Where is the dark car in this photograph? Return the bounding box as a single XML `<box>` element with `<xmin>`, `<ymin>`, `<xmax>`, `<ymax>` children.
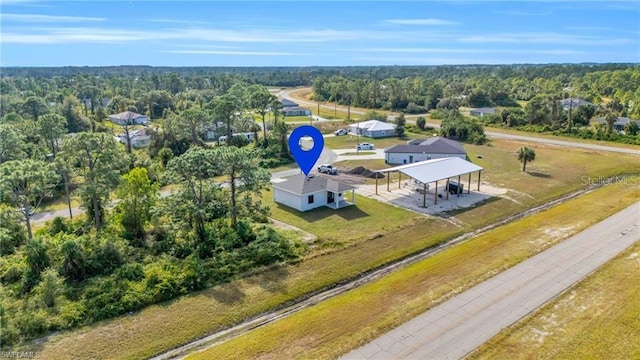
<box><xmin>446</xmin><ymin>181</ymin><xmax>464</xmax><ymax>194</ymax></box>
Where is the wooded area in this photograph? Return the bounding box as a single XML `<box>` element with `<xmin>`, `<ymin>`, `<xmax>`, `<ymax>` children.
<box><xmin>1</xmin><ymin>63</ymin><xmax>639</xmax><ymax>347</ymax></box>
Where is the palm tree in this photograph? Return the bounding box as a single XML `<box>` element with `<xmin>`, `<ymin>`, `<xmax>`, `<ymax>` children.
<box><xmin>517</xmin><ymin>147</ymin><xmax>536</xmax><ymax>172</ymax></box>
<box><xmin>604</xmin><ymin>112</ymin><xmax>617</xmax><ymax>134</ymax></box>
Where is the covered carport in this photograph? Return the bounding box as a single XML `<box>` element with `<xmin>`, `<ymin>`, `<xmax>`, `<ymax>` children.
<box><xmin>374</xmin><ymin>157</ymin><xmax>484</xmax><ymax>207</ymax></box>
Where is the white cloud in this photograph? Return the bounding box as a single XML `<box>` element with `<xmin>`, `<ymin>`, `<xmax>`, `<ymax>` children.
<box><xmin>384</xmin><ymin>18</ymin><xmax>459</xmax><ymax>26</ymax></box>
<box><xmin>147</xmin><ymin>18</ymin><xmax>212</xmax><ymax>25</ymax></box>
<box><xmin>458</xmin><ymin>32</ymin><xmax>635</xmax><ymax>46</ymax></box>
<box><xmin>357</xmin><ymin>48</ymin><xmax>585</xmax><ymax>56</ymax></box>
<box><xmin>0</xmin><ymin>13</ymin><xmax>105</xmax><ymax>22</ymax></box>
<box><xmin>0</xmin><ymin>26</ymin><xmax>396</xmax><ymax>45</ymax></box>
<box><xmin>162</xmin><ymin>50</ymin><xmax>305</xmax><ymax>56</ymax></box>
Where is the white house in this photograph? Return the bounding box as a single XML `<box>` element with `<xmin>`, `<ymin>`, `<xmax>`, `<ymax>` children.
<box><xmin>280</xmin><ymin>98</ymin><xmax>299</xmax><ymax>108</ymax></box>
<box><xmin>219</xmin><ymin>132</ymin><xmax>256</xmax><ymax>142</ymax></box>
<box><xmin>283</xmin><ymin>106</ymin><xmax>312</xmax><ymax>116</ymax></box>
<box><xmin>469</xmin><ymin>107</ymin><xmax>496</xmax><ymax>117</ymax></box>
<box><xmin>272</xmin><ymin>174</ymin><xmax>355</xmax><ymax>212</ymax></box>
<box><xmin>118</xmin><ymin>128</ymin><xmax>151</xmax><ymax>148</ymax></box>
<box><xmin>384</xmin><ymin>136</ymin><xmax>467</xmax><ymax>165</ymax></box>
<box><xmin>109</xmin><ymin>111</ymin><xmax>149</xmax><ymax>126</ymax></box>
<box><xmin>593</xmin><ymin>116</ymin><xmax>640</xmax><ymax>132</ymax></box>
<box><xmin>559</xmin><ymin>98</ymin><xmax>593</xmax><ymax>110</ymax></box>
<box><xmin>348</xmin><ymin>120</ymin><xmax>396</xmax><ymax>138</ymax></box>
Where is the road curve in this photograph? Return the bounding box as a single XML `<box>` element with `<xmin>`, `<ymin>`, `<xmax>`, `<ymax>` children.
<box><xmin>280</xmin><ymin>89</ymin><xmax>640</xmax><ymax>157</ymax></box>
<box><xmin>341</xmin><ymin>201</ymin><xmax>640</xmax><ymax>360</ymax></box>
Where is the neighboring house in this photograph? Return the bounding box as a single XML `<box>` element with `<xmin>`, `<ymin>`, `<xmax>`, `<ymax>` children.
<box><xmin>272</xmin><ymin>174</ymin><xmax>356</xmax><ymax>212</ymax></box>
<box><xmin>118</xmin><ymin>128</ymin><xmax>151</xmax><ymax>148</ymax></box>
<box><xmin>283</xmin><ymin>106</ymin><xmax>312</xmax><ymax>116</ymax></box>
<box><xmin>83</xmin><ymin>97</ymin><xmax>111</xmax><ymax>109</ymax></box>
<box><xmin>384</xmin><ymin>136</ymin><xmax>467</xmax><ymax>165</ymax></box>
<box><xmin>559</xmin><ymin>98</ymin><xmax>593</xmax><ymax>110</ymax></box>
<box><xmin>280</xmin><ymin>98</ymin><xmax>299</xmax><ymax>108</ymax></box>
<box><xmin>206</xmin><ymin>121</ymin><xmax>233</xmax><ymax>141</ymax></box>
<box><xmin>109</xmin><ymin>111</ymin><xmax>149</xmax><ymax>126</ymax></box>
<box><xmin>348</xmin><ymin>120</ymin><xmax>396</xmax><ymax>138</ymax></box>
<box><xmin>469</xmin><ymin>107</ymin><xmax>496</xmax><ymax>117</ymax></box>
<box><xmin>593</xmin><ymin>116</ymin><xmax>640</xmax><ymax>132</ymax></box>
<box><xmin>219</xmin><ymin>132</ymin><xmax>256</xmax><ymax>142</ymax></box>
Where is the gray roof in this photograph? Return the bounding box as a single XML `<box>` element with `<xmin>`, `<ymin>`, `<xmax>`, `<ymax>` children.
<box><xmin>470</xmin><ymin>107</ymin><xmax>496</xmax><ymax>114</ymax></box>
<box><xmin>280</xmin><ymin>98</ymin><xmax>299</xmax><ymax>107</ymax></box>
<box><xmin>559</xmin><ymin>98</ymin><xmax>593</xmax><ymax>109</ymax></box>
<box><xmin>272</xmin><ymin>174</ymin><xmax>354</xmax><ymax>195</ymax></box>
<box><xmin>109</xmin><ymin>111</ymin><xmax>147</xmax><ymax>121</ymax></box>
<box><xmin>386</xmin><ymin>137</ymin><xmax>466</xmax><ymax>154</ymax></box>
<box><xmin>594</xmin><ymin>117</ymin><xmax>640</xmax><ymax>125</ymax></box>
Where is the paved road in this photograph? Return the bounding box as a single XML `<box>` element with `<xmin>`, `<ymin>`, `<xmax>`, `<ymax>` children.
<box><xmin>281</xmin><ymin>89</ymin><xmax>640</xmax><ymax>157</ymax></box>
<box><xmin>341</xmin><ymin>201</ymin><xmax>640</xmax><ymax>360</ymax></box>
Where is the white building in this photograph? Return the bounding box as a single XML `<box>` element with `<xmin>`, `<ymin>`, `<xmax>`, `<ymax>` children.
<box><xmin>384</xmin><ymin>136</ymin><xmax>467</xmax><ymax>165</ymax></box>
<box><xmin>272</xmin><ymin>174</ymin><xmax>355</xmax><ymax>212</ymax></box>
<box><xmin>118</xmin><ymin>128</ymin><xmax>151</xmax><ymax>148</ymax></box>
<box><xmin>348</xmin><ymin>120</ymin><xmax>396</xmax><ymax>138</ymax></box>
<box><xmin>109</xmin><ymin>111</ymin><xmax>149</xmax><ymax>126</ymax></box>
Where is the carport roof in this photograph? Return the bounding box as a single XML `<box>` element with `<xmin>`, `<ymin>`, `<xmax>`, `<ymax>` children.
<box><xmin>376</xmin><ymin>157</ymin><xmax>483</xmax><ymax>184</ymax></box>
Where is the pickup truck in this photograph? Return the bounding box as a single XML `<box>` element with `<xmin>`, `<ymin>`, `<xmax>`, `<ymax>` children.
<box><xmin>317</xmin><ymin>164</ymin><xmax>338</xmax><ymax>175</ymax></box>
<box><xmin>356</xmin><ymin>142</ymin><xmax>375</xmax><ymax>150</ymax></box>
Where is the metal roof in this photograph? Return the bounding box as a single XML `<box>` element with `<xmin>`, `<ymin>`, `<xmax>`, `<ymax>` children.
<box><xmin>349</xmin><ymin>120</ymin><xmax>396</xmax><ymax>132</ymax></box>
<box><xmin>272</xmin><ymin>174</ymin><xmax>354</xmax><ymax>195</ymax></box>
<box><xmin>386</xmin><ymin>137</ymin><xmax>466</xmax><ymax>154</ymax></box>
<box><xmin>376</xmin><ymin>157</ymin><xmax>483</xmax><ymax>184</ymax></box>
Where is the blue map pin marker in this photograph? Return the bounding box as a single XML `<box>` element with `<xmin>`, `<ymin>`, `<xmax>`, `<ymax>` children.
<box><xmin>288</xmin><ymin>125</ymin><xmax>324</xmax><ymax>176</ymax></box>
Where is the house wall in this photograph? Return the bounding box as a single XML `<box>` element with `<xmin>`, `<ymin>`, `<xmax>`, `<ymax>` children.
<box><xmin>367</xmin><ymin>130</ymin><xmax>394</xmax><ymax>138</ymax></box>
<box><xmin>132</xmin><ymin>139</ymin><xmax>151</xmax><ymax>148</ymax></box>
<box><xmin>300</xmin><ymin>190</ymin><xmax>328</xmax><ymax>212</ymax></box>
<box><xmin>273</xmin><ymin>188</ymin><xmax>303</xmax><ymax>211</ymax></box>
<box><xmin>385</xmin><ymin>152</ymin><xmax>467</xmax><ymax>165</ymax></box>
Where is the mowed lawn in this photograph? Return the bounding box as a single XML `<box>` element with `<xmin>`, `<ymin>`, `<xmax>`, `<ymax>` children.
<box><xmin>188</xmin><ymin>179</ymin><xmax>640</xmax><ymax>360</ymax></box>
<box><xmin>469</xmin><ymin>241</ymin><xmax>640</xmax><ymax>360</ymax></box>
<box><xmin>12</xmin><ymin>140</ymin><xmax>640</xmax><ymax>360</ymax></box>
<box><xmin>264</xmin><ymin>190</ymin><xmax>423</xmax><ymax>247</ymax></box>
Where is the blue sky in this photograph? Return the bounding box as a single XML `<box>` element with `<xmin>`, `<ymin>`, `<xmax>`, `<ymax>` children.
<box><xmin>1</xmin><ymin>0</ymin><xmax>638</xmax><ymax>66</ymax></box>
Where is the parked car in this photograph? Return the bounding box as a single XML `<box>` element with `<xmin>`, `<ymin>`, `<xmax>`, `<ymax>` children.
<box><xmin>20</xmin><ymin>207</ymin><xmax>35</xmax><ymax>217</ymax></box>
<box><xmin>317</xmin><ymin>164</ymin><xmax>338</xmax><ymax>175</ymax></box>
<box><xmin>334</xmin><ymin>129</ymin><xmax>347</xmax><ymax>136</ymax></box>
<box><xmin>446</xmin><ymin>181</ymin><xmax>464</xmax><ymax>194</ymax></box>
<box><xmin>356</xmin><ymin>142</ymin><xmax>375</xmax><ymax>150</ymax></box>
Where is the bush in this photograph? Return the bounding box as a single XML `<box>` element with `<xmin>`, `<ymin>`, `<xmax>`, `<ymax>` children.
<box><xmin>416</xmin><ymin>116</ymin><xmax>427</xmax><ymax>130</ymax></box>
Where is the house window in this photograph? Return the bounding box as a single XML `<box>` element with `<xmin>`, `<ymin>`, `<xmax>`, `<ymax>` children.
<box><xmin>308</xmin><ymin>195</ymin><xmax>314</xmax><ymax>204</ymax></box>
<box><xmin>338</xmin><ymin>193</ymin><xmax>342</xmax><ymax>197</ymax></box>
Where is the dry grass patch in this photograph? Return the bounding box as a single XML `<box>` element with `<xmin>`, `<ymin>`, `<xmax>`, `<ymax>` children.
<box><xmin>188</xmin><ymin>180</ymin><xmax>640</xmax><ymax>360</ymax></box>
<box><xmin>469</xmin><ymin>242</ymin><xmax>640</xmax><ymax>360</ymax></box>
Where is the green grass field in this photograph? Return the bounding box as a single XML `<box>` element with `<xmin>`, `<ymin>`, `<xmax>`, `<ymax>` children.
<box><xmin>13</xmin><ymin>139</ymin><xmax>640</xmax><ymax>360</ymax></box>
<box><xmin>187</xmin><ymin>180</ymin><xmax>640</xmax><ymax>360</ymax></box>
<box><xmin>469</xmin><ymin>241</ymin><xmax>640</xmax><ymax>360</ymax></box>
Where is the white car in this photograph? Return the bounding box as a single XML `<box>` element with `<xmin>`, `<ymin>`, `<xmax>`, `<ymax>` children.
<box><xmin>317</xmin><ymin>164</ymin><xmax>338</xmax><ymax>175</ymax></box>
<box><xmin>334</xmin><ymin>129</ymin><xmax>347</xmax><ymax>136</ymax></box>
<box><xmin>356</xmin><ymin>142</ymin><xmax>375</xmax><ymax>150</ymax></box>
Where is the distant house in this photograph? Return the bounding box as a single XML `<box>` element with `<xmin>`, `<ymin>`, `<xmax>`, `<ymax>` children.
<box><xmin>283</xmin><ymin>106</ymin><xmax>311</xmax><ymax>116</ymax></box>
<box><xmin>272</xmin><ymin>174</ymin><xmax>355</xmax><ymax>212</ymax></box>
<box><xmin>109</xmin><ymin>111</ymin><xmax>149</xmax><ymax>126</ymax></box>
<box><xmin>384</xmin><ymin>136</ymin><xmax>467</xmax><ymax>165</ymax></box>
<box><xmin>206</xmin><ymin>122</ymin><xmax>234</xmax><ymax>141</ymax></box>
<box><xmin>469</xmin><ymin>107</ymin><xmax>496</xmax><ymax>117</ymax></box>
<box><xmin>559</xmin><ymin>98</ymin><xmax>593</xmax><ymax>110</ymax></box>
<box><xmin>118</xmin><ymin>128</ymin><xmax>151</xmax><ymax>148</ymax></box>
<box><xmin>593</xmin><ymin>116</ymin><xmax>640</xmax><ymax>132</ymax></box>
<box><xmin>83</xmin><ymin>97</ymin><xmax>111</xmax><ymax>109</ymax></box>
<box><xmin>280</xmin><ymin>98</ymin><xmax>299</xmax><ymax>108</ymax></box>
<box><xmin>219</xmin><ymin>132</ymin><xmax>256</xmax><ymax>143</ymax></box>
<box><xmin>348</xmin><ymin>120</ymin><xmax>396</xmax><ymax>138</ymax></box>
